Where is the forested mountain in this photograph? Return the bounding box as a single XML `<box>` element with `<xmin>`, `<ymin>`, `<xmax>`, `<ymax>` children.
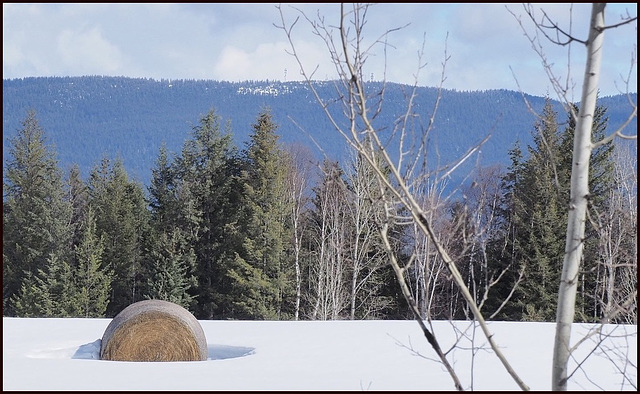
<box><xmin>4</xmin><ymin>76</ymin><xmax>636</xmax><ymax>322</ymax></box>
<box><xmin>4</xmin><ymin>76</ymin><xmax>636</xmax><ymax>187</ymax></box>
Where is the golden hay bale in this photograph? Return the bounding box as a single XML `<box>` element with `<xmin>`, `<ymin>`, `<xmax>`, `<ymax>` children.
<box><xmin>100</xmin><ymin>300</ymin><xmax>207</xmax><ymax>362</ymax></box>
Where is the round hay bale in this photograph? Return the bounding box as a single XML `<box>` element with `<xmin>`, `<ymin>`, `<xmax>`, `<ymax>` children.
<box><xmin>100</xmin><ymin>300</ymin><xmax>207</xmax><ymax>362</ymax></box>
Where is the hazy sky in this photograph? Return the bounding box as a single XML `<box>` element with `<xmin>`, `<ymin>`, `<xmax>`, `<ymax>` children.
<box><xmin>3</xmin><ymin>3</ymin><xmax>637</xmax><ymax>98</ymax></box>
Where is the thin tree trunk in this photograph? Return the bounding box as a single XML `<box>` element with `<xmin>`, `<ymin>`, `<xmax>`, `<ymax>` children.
<box><xmin>293</xmin><ymin>217</ymin><xmax>302</xmax><ymax>320</ymax></box>
<box><xmin>552</xmin><ymin>3</ymin><xmax>605</xmax><ymax>390</ymax></box>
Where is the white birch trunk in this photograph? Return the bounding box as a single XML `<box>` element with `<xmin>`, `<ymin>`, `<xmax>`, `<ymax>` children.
<box><xmin>551</xmin><ymin>3</ymin><xmax>606</xmax><ymax>390</ymax></box>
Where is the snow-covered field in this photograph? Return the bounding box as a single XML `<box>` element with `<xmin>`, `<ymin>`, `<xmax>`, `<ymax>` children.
<box><xmin>3</xmin><ymin>317</ymin><xmax>636</xmax><ymax>391</ymax></box>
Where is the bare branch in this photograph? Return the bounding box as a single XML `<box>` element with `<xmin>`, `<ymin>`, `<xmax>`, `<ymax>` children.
<box><xmin>522</xmin><ymin>3</ymin><xmax>587</xmax><ymax>46</ymax></box>
<box><xmin>602</xmin><ymin>16</ymin><xmax>638</xmax><ymax>31</ymax></box>
<box><xmin>278</xmin><ymin>4</ymin><xmax>531</xmax><ymax>390</ymax></box>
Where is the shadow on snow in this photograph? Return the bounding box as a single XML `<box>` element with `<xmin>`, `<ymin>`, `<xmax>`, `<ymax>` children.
<box><xmin>71</xmin><ymin>339</ymin><xmax>255</xmax><ymax>361</ymax></box>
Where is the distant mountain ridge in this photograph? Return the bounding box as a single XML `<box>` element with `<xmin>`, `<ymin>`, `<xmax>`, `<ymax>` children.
<box><xmin>3</xmin><ymin>76</ymin><xmax>636</xmax><ymax>187</ymax></box>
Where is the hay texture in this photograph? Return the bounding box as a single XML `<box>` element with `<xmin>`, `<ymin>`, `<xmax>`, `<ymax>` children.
<box><xmin>100</xmin><ymin>300</ymin><xmax>207</xmax><ymax>362</ymax></box>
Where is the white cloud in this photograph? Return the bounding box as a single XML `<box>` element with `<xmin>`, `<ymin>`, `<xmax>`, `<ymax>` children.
<box><xmin>214</xmin><ymin>46</ymin><xmax>252</xmax><ymax>80</ymax></box>
<box><xmin>2</xmin><ymin>41</ymin><xmax>24</xmax><ymax>69</ymax></box>
<box><xmin>2</xmin><ymin>3</ymin><xmax>636</xmax><ymax>96</ymax></box>
<box><xmin>213</xmin><ymin>39</ymin><xmax>332</xmax><ymax>82</ymax></box>
<box><xmin>57</xmin><ymin>27</ymin><xmax>123</xmax><ymax>75</ymax></box>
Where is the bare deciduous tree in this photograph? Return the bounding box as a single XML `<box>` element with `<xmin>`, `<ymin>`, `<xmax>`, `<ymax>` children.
<box><xmin>307</xmin><ymin>159</ymin><xmax>351</xmax><ymax>320</ymax></box>
<box><xmin>283</xmin><ymin>143</ymin><xmax>316</xmax><ymax>320</ymax></box>
<box><xmin>593</xmin><ymin>143</ymin><xmax>637</xmax><ymax>325</ymax></box>
<box><xmin>407</xmin><ymin>178</ymin><xmax>454</xmax><ymax>319</ymax></box>
<box><xmin>344</xmin><ymin>151</ymin><xmax>392</xmax><ymax>319</ymax></box>
<box><xmin>277</xmin><ymin>3</ymin><xmax>529</xmax><ymax>390</ymax></box>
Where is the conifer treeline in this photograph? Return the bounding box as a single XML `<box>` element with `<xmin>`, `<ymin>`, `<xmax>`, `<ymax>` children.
<box><xmin>3</xmin><ymin>103</ymin><xmax>636</xmax><ymax>322</ymax></box>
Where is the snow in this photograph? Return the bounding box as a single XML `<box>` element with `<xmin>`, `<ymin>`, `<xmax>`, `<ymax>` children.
<box><xmin>3</xmin><ymin>317</ymin><xmax>636</xmax><ymax>391</ymax></box>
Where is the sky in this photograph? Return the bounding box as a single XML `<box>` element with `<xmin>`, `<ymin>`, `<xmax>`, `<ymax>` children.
<box><xmin>2</xmin><ymin>3</ymin><xmax>637</xmax><ymax>98</ymax></box>
<box><xmin>3</xmin><ymin>317</ymin><xmax>637</xmax><ymax>390</ymax></box>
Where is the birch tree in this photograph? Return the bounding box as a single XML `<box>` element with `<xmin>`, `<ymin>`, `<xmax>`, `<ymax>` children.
<box><xmin>344</xmin><ymin>152</ymin><xmax>393</xmax><ymax>319</ymax></box>
<box><xmin>511</xmin><ymin>3</ymin><xmax>637</xmax><ymax>390</ymax></box>
<box><xmin>595</xmin><ymin>143</ymin><xmax>637</xmax><ymax>325</ymax></box>
<box><xmin>307</xmin><ymin>159</ymin><xmax>350</xmax><ymax>320</ymax></box>
<box><xmin>283</xmin><ymin>143</ymin><xmax>316</xmax><ymax>320</ymax></box>
<box><xmin>553</xmin><ymin>8</ymin><xmax>606</xmax><ymax>385</ymax></box>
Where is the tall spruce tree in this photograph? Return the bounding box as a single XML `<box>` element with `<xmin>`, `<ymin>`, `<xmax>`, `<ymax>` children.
<box><xmin>484</xmin><ymin>142</ymin><xmax>527</xmax><ymax>320</ymax></box>
<box><xmin>560</xmin><ymin>103</ymin><xmax>614</xmax><ymax>321</ymax></box>
<box><xmin>493</xmin><ymin>99</ymin><xmax>567</xmax><ymax>321</ymax></box>
<box><xmin>148</xmin><ymin>144</ymin><xmax>179</xmax><ymax>225</ymax></box>
<box><xmin>173</xmin><ymin>108</ymin><xmax>237</xmax><ymax>319</ymax></box>
<box><xmin>225</xmin><ymin>109</ymin><xmax>294</xmax><ymax>319</ymax></box>
<box><xmin>147</xmin><ymin>143</ymin><xmax>203</xmax><ymax>244</ymax></box>
<box><xmin>490</xmin><ymin>100</ymin><xmax>616</xmax><ymax>322</ymax></box>
<box><xmin>88</xmin><ymin>157</ymin><xmax>149</xmax><ymax>316</ymax></box>
<box><xmin>3</xmin><ymin>110</ymin><xmax>73</xmax><ymax>316</ymax></box>
<box><xmin>144</xmin><ymin>143</ymin><xmax>198</xmax><ymax>311</ymax></box>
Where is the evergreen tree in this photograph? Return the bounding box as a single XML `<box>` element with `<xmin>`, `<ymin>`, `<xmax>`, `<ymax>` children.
<box><xmin>67</xmin><ymin>164</ymin><xmax>89</xmax><ymax>247</ymax></box>
<box><xmin>225</xmin><ymin>108</ymin><xmax>295</xmax><ymax>319</ymax></box>
<box><xmin>3</xmin><ymin>110</ymin><xmax>73</xmax><ymax>316</ymax></box>
<box><xmin>484</xmin><ymin>99</ymin><xmax>566</xmax><ymax>321</ymax></box>
<box><xmin>10</xmin><ymin>271</ymin><xmax>52</xmax><ymax>317</ymax></box>
<box><xmin>11</xmin><ymin>254</ymin><xmax>79</xmax><ymax>317</ymax></box>
<box><xmin>88</xmin><ymin>157</ymin><xmax>149</xmax><ymax>316</ymax></box>
<box><xmin>147</xmin><ymin>144</ymin><xmax>179</xmax><ymax>225</ymax></box>
<box><xmin>147</xmin><ymin>142</ymin><xmax>202</xmax><ymax>246</ymax></box>
<box><xmin>173</xmin><ymin>108</ymin><xmax>237</xmax><ymax>319</ymax></box>
<box><xmin>561</xmin><ymin>103</ymin><xmax>614</xmax><ymax>321</ymax></box>
<box><xmin>484</xmin><ymin>142</ymin><xmax>527</xmax><ymax>319</ymax></box>
<box><xmin>144</xmin><ymin>143</ymin><xmax>198</xmax><ymax>311</ymax></box>
<box><xmin>489</xmin><ymin>100</ymin><xmax>616</xmax><ymax>322</ymax></box>
<box><xmin>142</xmin><ymin>229</ymin><xmax>197</xmax><ymax>310</ymax></box>
<box><xmin>559</xmin><ymin>104</ymin><xmax>613</xmax><ymax>208</ymax></box>
<box><xmin>74</xmin><ymin>206</ymin><xmax>112</xmax><ymax>318</ymax></box>
<box><xmin>513</xmin><ymin>99</ymin><xmax>566</xmax><ymax>321</ymax></box>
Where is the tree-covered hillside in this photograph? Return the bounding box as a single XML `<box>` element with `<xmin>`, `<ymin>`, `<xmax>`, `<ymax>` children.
<box><xmin>4</xmin><ymin>102</ymin><xmax>635</xmax><ymax>322</ymax></box>
<box><xmin>3</xmin><ymin>76</ymin><xmax>636</xmax><ymax>187</ymax></box>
